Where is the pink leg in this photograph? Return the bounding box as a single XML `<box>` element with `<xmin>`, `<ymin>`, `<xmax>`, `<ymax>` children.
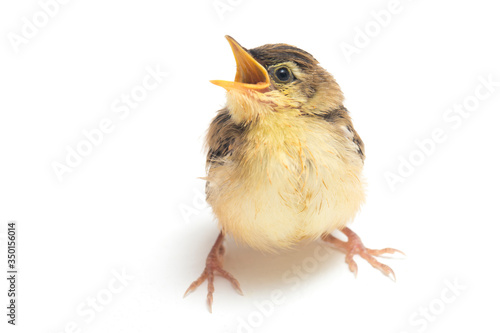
<box><xmin>184</xmin><ymin>232</ymin><xmax>243</xmax><ymax>313</ymax></box>
<box><xmin>322</xmin><ymin>227</ymin><xmax>404</xmax><ymax>280</ymax></box>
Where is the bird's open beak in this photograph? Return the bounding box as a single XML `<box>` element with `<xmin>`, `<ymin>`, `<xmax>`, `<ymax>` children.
<box><xmin>210</xmin><ymin>36</ymin><xmax>270</xmax><ymax>92</ymax></box>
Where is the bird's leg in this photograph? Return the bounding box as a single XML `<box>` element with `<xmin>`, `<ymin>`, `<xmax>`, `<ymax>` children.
<box><xmin>322</xmin><ymin>227</ymin><xmax>404</xmax><ymax>281</ymax></box>
<box><xmin>184</xmin><ymin>232</ymin><xmax>243</xmax><ymax>312</ymax></box>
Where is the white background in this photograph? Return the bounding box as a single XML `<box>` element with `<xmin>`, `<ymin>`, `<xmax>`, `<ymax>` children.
<box><xmin>1</xmin><ymin>0</ymin><xmax>499</xmax><ymax>332</ymax></box>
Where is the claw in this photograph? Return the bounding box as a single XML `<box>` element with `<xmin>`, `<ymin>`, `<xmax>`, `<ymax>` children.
<box><xmin>322</xmin><ymin>227</ymin><xmax>402</xmax><ymax>280</ymax></box>
<box><xmin>359</xmin><ymin>249</ymin><xmax>398</xmax><ymax>281</ymax></box>
<box><xmin>184</xmin><ymin>270</ymin><xmax>207</xmax><ymax>298</ymax></box>
<box><xmin>345</xmin><ymin>253</ymin><xmax>358</xmax><ymax>277</ymax></box>
<box><xmin>185</xmin><ymin>232</ymin><xmax>242</xmax><ymax>313</ymax></box>
<box><xmin>215</xmin><ymin>266</ymin><xmax>243</xmax><ymax>295</ymax></box>
<box><xmin>368</xmin><ymin>247</ymin><xmax>406</xmax><ymax>257</ymax></box>
<box><xmin>183</xmin><ymin>285</ymin><xmax>194</xmax><ymax>298</ymax></box>
<box><xmin>207</xmin><ymin>292</ymin><xmax>213</xmax><ymax>313</ymax></box>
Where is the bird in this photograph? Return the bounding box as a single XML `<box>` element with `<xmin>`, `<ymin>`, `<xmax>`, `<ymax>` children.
<box><xmin>184</xmin><ymin>36</ymin><xmax>403</xmax><ymax>312</ymax></box>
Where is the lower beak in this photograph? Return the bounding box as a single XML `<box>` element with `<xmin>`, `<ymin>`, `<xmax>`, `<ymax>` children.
<box><xmin>210</xmin><ymin>36</ymin><xmax>270</xmax><ymax>92</ymax></box>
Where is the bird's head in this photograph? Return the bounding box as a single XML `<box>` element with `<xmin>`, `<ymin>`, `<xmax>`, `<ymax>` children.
<box><xmin>211</xmin><ymin>36</ymin><xmax>344</xmax><ymax>124</ymax></box>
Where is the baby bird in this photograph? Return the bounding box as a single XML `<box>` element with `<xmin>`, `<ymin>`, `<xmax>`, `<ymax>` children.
<box><xmin>185</xmin><ymin>36</ymin><xmax>402</xmax><ymax>312</ymax></box>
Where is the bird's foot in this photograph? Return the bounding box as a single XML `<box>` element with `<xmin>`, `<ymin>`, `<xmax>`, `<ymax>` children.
<box><xmin>184</xmin><ymin>232</ymin><xmax>243</xmax><ymax>313</ymax></box>
<box><xmin>322</xmin><ymin>227</ymin><xmax>404</xmax><ymax>281</ymax></box>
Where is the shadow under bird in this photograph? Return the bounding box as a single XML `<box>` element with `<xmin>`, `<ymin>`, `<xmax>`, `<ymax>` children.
<box><xmin>184</xmin><ymin>36</ymin><xmax>403</xmax><ymax>312</ymax></box>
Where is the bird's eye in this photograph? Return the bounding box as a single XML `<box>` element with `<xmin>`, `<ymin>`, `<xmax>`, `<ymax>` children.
<box><xmin>273</xmin><ymin>67</ymin><xmax>293</xmax><ymax>83</ymax></box>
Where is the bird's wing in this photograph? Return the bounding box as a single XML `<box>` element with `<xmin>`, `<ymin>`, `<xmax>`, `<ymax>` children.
<box><xmin>321</xmin><ymin>105</ymin><xmax>365</xmax><ymax>162</ymax></box>
<box><xmin>205</xmin><ymin>108</ymin><xmax>243</xmax><ymax>167</ymax></box>
<box><xmin>204</xmin><ymin>108</ymin><xmax>244</xmax><ymax>198</ymax></box>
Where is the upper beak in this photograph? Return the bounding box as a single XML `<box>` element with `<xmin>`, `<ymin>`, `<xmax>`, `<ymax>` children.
<box><xmin>210</xmin><ymin>36</ymin><xmax>270</xmax><ymax>92</ymax></box>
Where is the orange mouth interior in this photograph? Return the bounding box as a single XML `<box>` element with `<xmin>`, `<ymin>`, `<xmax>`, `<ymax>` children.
<box><xmin>210</xmin><ymin>36</ymin><xmax>270</xmax><ymax>92</ymax></box>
